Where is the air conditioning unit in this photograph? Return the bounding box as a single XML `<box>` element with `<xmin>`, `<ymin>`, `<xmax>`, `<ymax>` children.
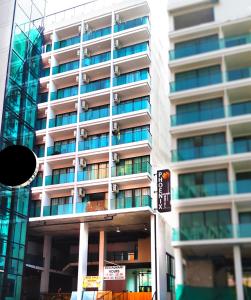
<box><xmin>76</xmin><ymin>75</ymin><xmax>80</xmax><ymax>83</ymax></box>
<box><xmin>50</xmin><ymin>34</ymin><xmax>53</xmax><ymax>40</ymax></box>
<box><xmin>83</xmin><ymin>48</ymin><xmax>90</xmax><ymax>57</ymax></box>
<box><xmin>81</xmin><ymin>100</ymin><xmax>89</xmax><ymax>111</ymax></box>
<box><xmin>72</xmin><ymin>159</ymin><xmax>76</xmax><ymax>166</ymax></box>
<box><xmin>83</xmin><ymin>23</ymin><xmax>90</xmax><ymax>33</ymax></box>
<box><xmin>77</xmin><ymin>50</ymin><xmax>81</xmax><ymax>56</ymax></box>
<box><xmin>113</xmin><ymin>93</ymin><xmax>121</xmax><ymax>104</ymax></box>
<box><xmin>112</xmin><ymin>183</ymin><xmax>119</xmax><ymax>193</ymax></box>
<box><xmin>78</xmin><ymin>25</ymin><xmax>82</xmax><ymax>33</ymax></box>
<box><xmin>71</xmin><ymin>189</ymin><xmax>75</xmax><ymax>196</ymax></box>
<box><xmin>78</xmin><ymin>187</ymin><xmax>86</xmax><ymax>197</ymax></box>
<box><xmin>80</xmin><ymin>128</ymin><xmax>88</xmax><ymax>139</ymax></box>
<box><xmin>114</xmin><ymin>39</ymin><xmax>121</xmax><ymax>49</ymax></box>
<box><xmin>73</xmin><ymin>130</ymin><xmax>77</xmax><ymax>137</ymax></box>
<box><xmin>112</xmin><ymin>122</ymin><xmax>119</xmax><ymax>135</ymax></box>
<box><xmin>39</xmin><ymin>193</ymin><xmax>43</xmax><ymax>200</ymax></box>
<box><xmin>75</xmin><ymin>102</ymin><xmax>78</xmax><ymax>109</ymax></box>
<box><xmin>48</xmin><ymin>58</ymin><xmax>51</xmax><ymax>64</ymax></box>
<box><xmin>46</xmin><ymin>83</ymin><xmax>50</xmax><ymax>89</ymax></box>
<box><xmin>82</xmin><ymin>73</ymin><xmax>90</xmax><ymax>84</ymax></box>
<box><xmin>115</xmin><ymin>14</ymin><xmax>121</xmax><ymax>24</ymax></box>
<box><xmin>114</xmin><ymin>66</ymin><xmax>120</xmax><ymax>76</ymax></box>
<box><xmin>79</xmin><ymin>158</ymin><xmax>87</xmax><ymax>168</ymax></box>
<box><xmin>112</xmin><ymin>152</ymin><xmax>120</xmax><ymax>164</ymax></box>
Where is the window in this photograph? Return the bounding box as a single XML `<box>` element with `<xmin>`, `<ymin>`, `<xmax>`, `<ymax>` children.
<box><xmin>115</xmin><ymin>187</ymin><xmax>150</xmax><ymax>209</ymax></box>
<box><xmin>166</xmin><ymin>253</ymin><xmax>175</xmax><ymax>299</ymax></box>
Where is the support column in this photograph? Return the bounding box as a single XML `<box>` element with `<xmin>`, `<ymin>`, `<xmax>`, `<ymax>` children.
<box><xmin>233</xmin><ymin>245</ymin><xmax>244</xmax><ymax>300</ymax></box>
<box><xmin>150</xmin><ymin>214</ymin><xmax>157</xmax><ymax>299</ymax></box>
<box><xmin>98</xmin><ymin>230</ymin><xmax>106</xmax><ymax>291</ymax></box>
<box><xmin>77</xmin><ymin>223</ymin><xmax>89</xmax><ymax>300</ymax></box>
<box><xmin>40</xmin><ymin>235</ymin><xmax>52</xmax><ymax>293</ymax></box>
<box><xmin>174</xmin><ymin>248</ymin><xmax>184</xmax><ymax>286</ymax></box>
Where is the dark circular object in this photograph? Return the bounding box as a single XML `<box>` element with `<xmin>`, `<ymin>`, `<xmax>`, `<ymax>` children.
<box><xmin>0</xmin><ymin>145</ymin><xmax>38</xmax><ymax>188</ymax></box>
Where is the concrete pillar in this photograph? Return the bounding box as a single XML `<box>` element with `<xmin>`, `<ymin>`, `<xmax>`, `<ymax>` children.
<box><xmin>233</xmin><ymin>245</ymin><xmax>244</xmax><ymax>300</ymax></box>
<box><xmin>77</xmin><ymin>223</ymin><xmax>89</xmax><ymax>300</ymax></box>
<box><xmin>174</xmin><ymin>248</ymin><xmax>184</xmax><ymax>286</ymax></box>
<box><xmin>150</xmin><ymin>214</ymin><xmax>157</xmax><ymax>298</ymax></box>
<box><xmin>98</xmin><ymin>230</ymin><xmax>106</xmax><ymax>290</ymax></box>
<box><xmin>40</xmin><ymin>235</ymin><xmax>52</xmax><ymax>293</ymax></box>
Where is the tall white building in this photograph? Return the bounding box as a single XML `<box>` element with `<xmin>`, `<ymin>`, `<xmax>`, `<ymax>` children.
<box><xmin>24</xmin><ymin>1</ymin><xmax>173</xmax><ymax>299</ymax></box>
<box><xmin>168</xmin><ymin>0</ymin><xmax>251</xmax><ymax>299</ymax></box>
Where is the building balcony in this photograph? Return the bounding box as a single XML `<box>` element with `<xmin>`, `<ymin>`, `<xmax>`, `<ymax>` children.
<box><xmin>29</xmin><ymin>205</ymin><xmax>41</xmax><ymax>218</ymax></box>
<box><xmin>227</xmin><ymin>67</ymin><xmax>251</xmax><ymax>82</ymax></box>
<box><xmin>25</xmin><ymin>253</ymin><xmax>43</xmax><ymax>266</ymax></box>
<box><xmin>169</xmin><ymin>33</ymin><xmax>251</xmax><ymax>61</ymax></box>
<box><xmin>43</xmin><ymin>203</ymin><xmax>73</xmax><ymax>216</ymax></box>
<box><xmin>172</xmin><ymin>224</ymin><xmax>233</xmax><ymax>241</ymax></box>
<box><xmin>34</xmin><ymin>145</ymin><xmax>45</xmax><ymax>158</ymax></box>
<box><xmin>112</xmin><ymin>96</ymin><xmax>150</xmax><ymax>115</ymax></box>
<box><xmin>113</xmin><ymin>42</ymin><xmax>148</xmax><ymax>59</ymax></box>
<box><xmin>171</xmin><ymin>143</ymin><xmax>227</xmax><ymax>162</ymax></box>
<box><xmin>41</xmin><ymin>68</ymin><xmax>50</xmax><ymax>78</ymax></box>
<box><xmin>83</xmin><ymin>26</ymin><xmax>111</xmax><ymax>41</ymax></box>
<box><xmin>234</xmin><ymin>179</ymin><xmax>251</xmax><ymax>194</ymax></box>
<box><xmin>112</xmin><ymin>128</ymin><xmax>151</xmax><ymax>146</ymax></box>
<box><xmin>47</xmin><ymin>142</ymin><xmax>76</xmax><ymax>156</ymax></box>
<box><xmin>231</xmin><ymin>139</ymin><xmax>251</xmax><ymax>155</ymax></box>
<box><xmin>230</xmin><ymin>100</ymin><xmax>251</xmax><ymax>116</ymax></box>
<box><xmin>77</xmin><ymin>167</ymin><xmax>108</xmax><ymax>181</ymax></box>
<box><xmin>113</xmin><ymin>69</ymin><xmax>149</xmax><ymax>86</ymax></box>
<box><xmin>52</xmin><ymin>60</ymin><xmax>79</xmax><ymax>75</ymax></box>
<box><xmin>31</xmin><ymin>176</ymin><xmax>43</xmax><ymax>187</ymax></box>
<box><xmin>38</xmin><ymin>92</ymin><xmax>48</xmax><ymax>104</ymax></box>
<box><xmin>45</xmin><ymin>172</ymin><xmax>75</xmax><ymax>185</ymax></box>
<box><xmin>50</xmin><ymin>86</ymin><xmax>78</xmax><ymax>101</ymax></box>
<box><xmin>111</xmin><ymin>161</ymin><xmax>151</xmax><ymax>177</ymax></box>
<box><xmin>49</xmin><ymin>114</ymin><xmax>77</xmax><ymax>128</ymax></box>
<box><xmin>80</xmin><ymin>106</ymin><xmax>109</xmax><ymax>122</ymax></box>
<box><xmin>82</xmin><ymin>52</ymin><xmax>111</xmax><ymax>67</ymax></box>
<box><xmin>111</xmin><ymin>195</ymin><xmax>151</xmax><ymax>210</ymax></box>
<box><xmin>54</xmin><ymin>35</ymin><xmax>80</xmax><ymax>50</ymax></box>
<box><xmin>238</xmin><ymin>223</ymin><xmax>251</xmax><ymax>238</ymax></box>
<box><xmin>36</xmin><ymin>118</ymin><xmax>46</xmax><ymax>130</ymax></box>
<box><xmin>114</xmin><ymin>16</ymin><xmax>149</xmax><ymax>33</ymax></box>
<box><xmin>42</xmin><ymin>44</ymin><xmax>52</xmax><ymax>53</ymax></box>
<box><xmin>78</xmin><ymin>135</ymin><xmax>109</xmax><ymax>151</ymax></box>
<box><xmin>76</xmin><ymin>200</ymin><xmax>107</xmax><ymax>213</ymax></box>
<box><xmin>106</xmin><ymin>250</ymin><xmax>138</xmax><ymax>262</ymax></box>
<box><xmin>81</xmin><ymin>78</ymin><xmax>110</xmax><ymax>93</ymax></box>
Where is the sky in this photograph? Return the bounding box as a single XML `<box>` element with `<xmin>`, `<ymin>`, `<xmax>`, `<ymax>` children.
<box><xmin>46</xmin><ymin>0</ymin><xmax>98</xmax><ymax>14</ymax></box>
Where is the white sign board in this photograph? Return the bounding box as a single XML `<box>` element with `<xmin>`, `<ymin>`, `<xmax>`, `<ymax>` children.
<box><xmin>104</xmin><ymin>265</ymin><xmax>125</xmax><ymax>280</ymax></box>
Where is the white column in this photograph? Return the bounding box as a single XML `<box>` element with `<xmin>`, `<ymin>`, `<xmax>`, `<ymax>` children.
<box><xmin>77</xmin><ymin>223</ymin><xmax>89</xmax><ymax>300</ymax></box>
<box><xmin>40</xmin><ymin>235</ymin><xmax>52</xmax><ymax>293</ymax></box>
<box><xmin>98</xmin><ymin>230</ymin><xmax>106</xmax><ymax>291</ymax></box>
<box><xmin>174</xmin><ymin>248</ymin><xmax>184</xmax><ymax>286</ymax></box>
<box><xmin>233</xmin><ymin>245</ymin><xmax>244</xmax><ymax>300</ymax></box>
<box><xmin>150</xmin><ymin>214</ymin><xmax>157</xmax><ymax>298</ymax></box>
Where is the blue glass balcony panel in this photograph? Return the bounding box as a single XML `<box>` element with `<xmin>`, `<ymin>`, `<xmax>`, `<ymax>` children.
<box><xmin>114</xmin><ymin>16</ymin><xmax>149</xmax><ymax>32</ymax></box>
<box><xmin>38</xmin><ymin>92</ymin><xmax>48</xmax><ymax>103</ymax></box>
<box><xmin>113</xmin><ymin>42</ymin><xmax>148</xmax><ymax>59</ymax></box>
<box><xmin>83</xmin><ymin>26</ymin><xmax>111</xmax><ymax>41</ymax></box>
<box><xmin>230</xmin><ymin>101</ymin><xmax>251</xmax><ymax>116</ymax></box>
<box><xmin>80</xmin><ymin>106</ymin><xmax>109</xmax><ymax>122</ymax></box>
<box><xmin>227</xmin><ymin>67</ymin><xmax>251</xmax><ymax>81</ymax></box>
<box><xmin>54</xmin><ymin>35</ymin><xmax>80</xmax><ymax>50</ymax></box>
<box><xmin>34</xmin><ymin>145</ymin><xmax>45</xmax><ymax>157</ymax></box>
<box><xmin>52</xmin><ymin>60</ymin><xmax>79</xmax><ymax>75</ymax></box>
<box><xmin>43</xmin><ymin>203</ymin><xmax>73</xmax><ymax>216</ymax></box>
<box><xmin>235</xmin><ymin>179</ymin><xmax>251</xmax><ymax>194</ymax></box>
<box><xmin>112</xmin><ymin>96</ymin><xmax>150</xmax><ymax>115</ymax></box>
<box><xmin>82</xmin><ymin>52</ymin><xmax>111</xmax><ymax>67</ymax></box>
<box><xmin>238</xmin><ymin>223</ymin><xmax>251</xmax><ymax>238</ymax></box>
<box><xmin>113</xmin><ymin>69</ymin><xmax>149</xmax><ymax>86</ymax></box>
<box><xmin>36</xmin><ymin>118</ymin><xmax>46</xmax><ymax>130</ymax></box>
<box><xmin>31</xmin><ymin>176</ymin><xmax>43</xmax><ymax>187</ymax></box>
<box><xmin>41</xmin><ymin>68</ymin><xmax>50</xmax><ymax>77</ymax></box>
<box><xmin>78</xmin><ymin>135</ymin><xmax>109</xmax><ymax>151</ymax></box>
<box><xmin>49</xmin><ymin>114</ymin><xmax>77</xmax><ymax>127</ymax></box>
<box><xmin>112</xmin><ymin>128</ymin><xmax>151</xmax><ymax>145</ymax></box>
<box><xmin>81</xmin><ymin>78</ymin><xmax>110</xmax><ymax>93</ymax></box>
<box><xmin>42</xmin><ymin>44</ymin><xmax>52</xmax><ymax>53</ymax></box>
<box><xmin>232</xmin><ymin>139</ymin><xmax>251</xmax><ymax>154</ymax></box>
<box><xmin>77</xmin><ymin>167</ymin><xmax>108</xmax><ymax>181</ymax></box>
<box><xmin>47</xmin><ymin>142</ymin><xmax>76</xmax><ymax>156</ymax></box>
<box><xmin>111</xmin><ymin>195</ymin><xmax>151</xmax><ymax>210</ymax></box>
<box><xmin>111</xmin><ymin>161</ymin><xmax>151</xmax><ymax>177</ymax></box>
<box><xmin>50</xmin><ymin>86</ymin><xmax>78</xmax><ymax>100</ymax></box>
<box><xmin>172</xmin><ymin>143</ymin><xmax>227</xmax><ymax>162</ymax></box>
<box><xmin>45</xmin><ymin>172</ymin><xmax>75</xmax><ymax>185</ymax></box>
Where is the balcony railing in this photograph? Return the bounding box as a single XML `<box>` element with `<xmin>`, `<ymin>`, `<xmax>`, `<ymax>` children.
<box><xmin>80</xmin><ymin>106</ymin><xmax>109</xmax><ymax>122</ymax></box>
<box><xmin>173</xmin><ymin>182</ymin><xmax>230</xmax><ymax>199</ymax></box>
<box><xmin>83</xmin><ymin>26</ymin><xmax>111</xmax><ymax>41</ymax></box>
<box><xmin>34</xmin><ymin>145</ymin><xmax>45</xmax><ymax>158</ymax></box>
<box><xmin>82</xmin><ymin>52</ymin><xmax>111</xmax><ymax>67</ymax></box>
<box><xmin>172</xmin><ymin>143</ymin><xmax>227</xmax><ymax>162</ymax></box>
<box><xmin>107</xmin><ymin>251</ymin><xmax>138</xmax><ymax>261</ymax></box>
<box><xmin>36</xmin><ymin>118</ymin><xmax>46</xmax><ymax>130</ymax></box>
<box><xmin>50</xmin><ymin>86</ymin><xmax>78</xmax><ymax>100</ymax></box>
<box><xmin>112</xmin><ymin>161</ymin><xmax>151</xmax><ymax>177</ymax></box>
<box><xmin>77</xmin><ymin>167</ymin><xmax>108</xmax><ymax>181</ymax></box>
<box><xmin>78</xmin><ymin>135</ymin><xmax>109</xmax><ymax>151</ymax></box>
<box><xmin>41</xmin><ymin>68</ymin><xmax>50</xmax><ymax>77</ymax></box>
<box><xmin>231</xmin><ymin>139</ymin><xmax>251</xmax><ymax>155</ymax></box>
<box><xmin>47</xmin><ymin>142</ymin><xmax>76</xmax><ymax>156</ymax></box>
<box><xmin>76</xmin><ymin>200</ymin><xmax>107</xmax><ymax>213</ymax></box>
<box><xmin>111</xmin><ymin>195</ymin><xmax>151</xmax><ymax>210</ymax></box>
<box><xmin>38</xmin><ymin>92</ymin><xmax>48</xmax><ymax>103</ymax></box>
<box><xmin>113</xmin><ymin>69</ymin><xmax>149</xmax><ymax>86</ymax></box>
<box><xmin>171</xmin><ymin>106</ymin><xmax>224</xmax><ymax>126</ymax></box>
<box><xmin>52</xmin><ymin>60</ymin><xmax>79</xmax><ymax>75</ymax></box>
<box><xmin>227</xmin><ymin>67</ymin><xmax>251</xmax><ymax>81</ymax></box>
<box><xmin>238</xmin><ymin>223</ymin><xmax>251</xmax><ymax>238</ymax></box>
<box><xmin>29</xmin><ymin>205</ymin><xmax>41</xmax><ymax>218</ymax></box>
<box><xmin>43</xmin><ymin>203</ymin><xmax>73</xmax><ymax>216</ymax></box>
<box><xmin>112</xmin><ymin>97</ymin><xmax>150</xmax><ymax>115</ymax></box>
<box><xmin>114</xmin><ymin>16</ymin><xmax>149</xmax><ymax>32</ymax></box>
<box><xmin>113</xmin><ymin>42</ymin><xmax>148</xmax><ymax>59</ymax></box>
<box><xmin>31</xmin><ymin>176</ymin><xmax>43</xmax><ymax>187</ymax></box>
<box><xmin>234</xmin><ymin>179</ymin><xmax>251</xmax><ymax>194</ymax></box>
<box><xmin>49</xmin><ymin>114</ymin><xmax>77</xmax><ymax>127</ymax></box>
<box><xmin>42</xmin><ymin>44</ymin><xmax>52</xmax><ymax>53</ymax></box>
<box><xmin>112</xmin><ymin>128</ymin><xmax>152</xmax><ymax>145</ymax></box>
<box><xmin>169</xmin><ymin>33</ymin><xmax>251</xmax><ymax>60</ymax></box>
<box><xmin>26</xmin><ymin>254</ymin><xmax>43</xmax><ymax>266</ymax></box>
<box><xmin>81</xmin><ymin>78</ymin><xmax>110</xmax><ymax>93</ymax></box>
<box><xmin>45</xmin><ymin>172</ymin><xmax>75</xmax><ymax>185</ymax></box>
<box><xmin>230</xmin><ymin>100</ymin><xmax>251</xmax><ymax>116</ymax></box>
<box><xmin>54</xmin><ymin>35</ymin><xmax>80</xmax><ymax>50</ymax></box>
<box><xmin>172</xmin><ymin>224</ymin><xmax>233</xmax><ymax>241</ymax></box>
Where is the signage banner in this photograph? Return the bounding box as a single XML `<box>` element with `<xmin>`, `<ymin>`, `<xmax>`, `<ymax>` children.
<box><xmin>104</xmin><ymin>266</ymin><xmax>126</xmax><ymax>280</ymax></box>
<box><xmin>83</xmin><ymin>276</ymin><xmax>102</xmax><ymax>289</ymax></box>
<box><xmin>157</xmin><ymin>169</ymin><xmax>171</xmax><ymax>212</ymax></box>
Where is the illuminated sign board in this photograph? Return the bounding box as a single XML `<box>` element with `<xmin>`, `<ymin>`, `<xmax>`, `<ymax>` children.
<box><xmin>157</xmin><ymin>169</ymin><xmax>171</xmax><ymax>212</ymax></box>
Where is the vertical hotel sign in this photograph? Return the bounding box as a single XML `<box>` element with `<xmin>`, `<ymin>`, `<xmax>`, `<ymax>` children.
<box><xmin>157</xmin><ymin>169</ymin><xmax>171</xmax><ymax>212</ymax></box>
